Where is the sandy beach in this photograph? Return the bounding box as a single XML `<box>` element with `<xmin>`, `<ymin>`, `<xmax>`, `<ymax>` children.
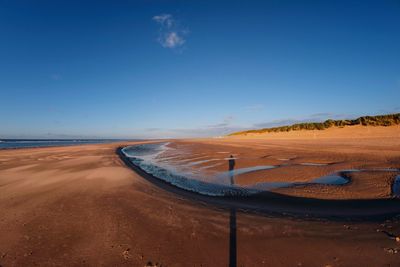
<box><xmin>172</xmin><ymin>126</ymin><xmax>400</xmax><ymax>200</ymax></box>
<box><xmin>1</xmin><ymin>126</ymin><xmax>400</xmax><ymax>266</ymax></box>
<box><xmin>3</xmin><ymin>1</ymin><xmax>400</xmax><ymax>265</ymax></box>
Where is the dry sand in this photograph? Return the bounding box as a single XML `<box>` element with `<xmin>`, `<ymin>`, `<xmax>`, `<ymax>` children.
<box><xmin>1</xmin><ymin>127</ymin><xmax>400</xmax><ymax>266</ymax></box>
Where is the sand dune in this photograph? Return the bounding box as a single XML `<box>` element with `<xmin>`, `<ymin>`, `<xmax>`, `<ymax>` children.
<box><xmin>227</xmin><ymin>125</ymin><xmax>400</xmax><ymax>139</ymax></box>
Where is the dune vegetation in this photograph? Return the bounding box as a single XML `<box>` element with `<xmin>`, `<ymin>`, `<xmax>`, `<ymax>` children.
<box><xmin>228</xmin><ymin>113</ymin><xmax>400</xmax><ymax>136</ymax></box>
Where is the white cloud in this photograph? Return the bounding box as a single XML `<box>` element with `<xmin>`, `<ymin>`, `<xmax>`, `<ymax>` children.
<box><xmin>162</xmin><ymin>32</ymin><xmax>185</xmax><ymax>48</ymax></box>
<box><xmin>153</xmin><ymin>14</ymin><xmax>173</xmax><ymax>28</ymax></box>
<box><xmin>152</xmin><ymin>14</ymin><xmax>187</xmax><ymax>49</ymax></box>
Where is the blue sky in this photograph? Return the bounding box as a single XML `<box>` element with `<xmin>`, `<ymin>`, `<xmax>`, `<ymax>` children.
<box><xmin>0</xmin><ymin>0</ymin><xmax>399</xmax><ymax>138</ymax></box>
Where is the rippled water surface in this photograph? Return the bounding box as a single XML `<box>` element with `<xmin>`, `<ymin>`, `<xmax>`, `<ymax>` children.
<box><xmin>122</xmin><ymin>143</ymin><xmax>400</xmax><ymax>197</ymax></box>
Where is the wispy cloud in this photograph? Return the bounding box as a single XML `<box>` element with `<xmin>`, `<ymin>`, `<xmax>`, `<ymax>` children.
<box><xmin>242</xmin><ymin>104</ymin><xmax>264</xmax><ymax>112</ymax></box>
<box><xmin>128</xmin><ymin>112</ymin><xmax>398</xmax><ymax>139</ymax></box>
<box><xmin>153</xmin><ymin>14</ymin><xmax>174</xmax><ymax>27</ymax></box>
<box><xmin>131</xmin><ymin>116</ymin><xmax>243</xmax><ymax>138</ymax></box>
<box><xmin>309</xmin><ymin>112</ymin><xmax>333</xmax><ymax>118</ymax></box>
<box><xmin>377</xmin><ymin>107</ymin><xmax>400</xmax><ymax>114</ymax></box>
<box><xmin>253</xmin><ymin>119</ymin><xmax>306</xmax><ymax>129</ymax></box>
<box><xmin>253</xmin><ymin>113</ymin><xmax>356</xmax><ymax>129</ymax></box>
<box><xmin>152</xmin><ymin>14</ymin><xmax>187</xmax><ymax>49</ymax></box>
<box><xmin>207</xmin><ymin>116</ymin><xmax>234</xmax><ymax>128</ymax></box>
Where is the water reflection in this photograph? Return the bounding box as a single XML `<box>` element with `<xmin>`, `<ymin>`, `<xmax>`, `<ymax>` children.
<box><xmin>393</xmin><ymin>175</ymin><xmax>400</xmax><ymax>197</ymax></box>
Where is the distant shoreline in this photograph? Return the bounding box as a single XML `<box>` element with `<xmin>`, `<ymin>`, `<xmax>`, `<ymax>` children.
<box><xmin>0</xmin><ymin>139</ymin><xmax>142</xmax><ymax>150</ymax></box>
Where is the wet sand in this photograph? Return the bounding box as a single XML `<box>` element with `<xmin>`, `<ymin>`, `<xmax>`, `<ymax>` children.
<box><xmin>1</xmin><ymin>128</ymin><xmax>400</xmax><ymax>266</ymax></box>
<box><xmin>168</xmin><ymin>126</ymin><xmax>400</xmax><ymax>200</ymax></box>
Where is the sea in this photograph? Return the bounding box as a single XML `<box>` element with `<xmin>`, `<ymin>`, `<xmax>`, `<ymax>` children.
<box><xmin>0</xmin><ymin>139</ymin><xmax>137</xmax><ymax>149</ymax></box>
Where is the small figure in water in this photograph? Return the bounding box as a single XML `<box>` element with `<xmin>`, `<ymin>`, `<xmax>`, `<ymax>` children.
<box><xmin>228</xmin><ymin>155</ymin><xmax>235</xmax><ymax>185</ymax></box>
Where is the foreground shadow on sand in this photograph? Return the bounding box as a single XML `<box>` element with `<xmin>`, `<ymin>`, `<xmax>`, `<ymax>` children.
<box><xmin>228</xmin><ymin>156</ymin><xmax>237</xmax><ymax>267</ymax></box>
<box><xmin>229</xmin><ymin>207</ymin><xmax>237</xmax><ymax>267</ymax></box>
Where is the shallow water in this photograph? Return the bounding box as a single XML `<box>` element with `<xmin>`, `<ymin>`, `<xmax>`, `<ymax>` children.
<box><xmin>312</xmin><ymin>174</ymin><xmax>348</xmax><ymax>184</ymax></box>
<box><xmin>393</xmin><ymin>175</ymin><xmax>400</xmax><ymax>197</ymax></box>
<box><xmin>122</xmin><ymin>143</ymin><xmax>400</xmax><ymax>197</ymax></box>
<box><xmin>186</xmin><ymin>158</ymin><xmax>221</xmax><ymax>166</ymax></box>
<box><xmin>123</xmin><ymin>144</ymin><xmax>257</xmax><ymax>196</ymax></box>
<box><xmin>253</xmin><ymin>173</ymin><xmax>349</xmax><ymax>191</ymax></box>
<box><xmin>300</xmin><ymin>162</ymin><xmax>329</xmax><ymax>166</ymax></box>
<box><xmin>217</xmin><ymin>165</ymin><xmax>276</xmax><ymax>178</ymax></box>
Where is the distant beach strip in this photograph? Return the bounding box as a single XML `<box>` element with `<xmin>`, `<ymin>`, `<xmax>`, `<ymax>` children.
<box><xmin>0</xmin><ymin>139</ymin><xmax>140</xmax><ymax>149</ymax></box>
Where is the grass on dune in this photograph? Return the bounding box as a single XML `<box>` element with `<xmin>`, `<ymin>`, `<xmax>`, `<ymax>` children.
<box><xmin>228</xmin><ymin>113</ymin><xmax>400</xmax><ymax>136</ymax></box>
